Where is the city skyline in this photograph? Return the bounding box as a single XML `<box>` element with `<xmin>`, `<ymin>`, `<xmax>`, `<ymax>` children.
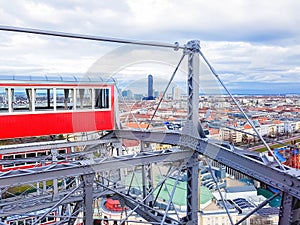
<box><xmin>118</xmin><ymin>74</ymin><xmax>300</xmax><ymax>96</ymax></box>
<box><xmin>0</xmin><ymin>1</ymin><xmax>300</xmax><ymax>94</ymax></box>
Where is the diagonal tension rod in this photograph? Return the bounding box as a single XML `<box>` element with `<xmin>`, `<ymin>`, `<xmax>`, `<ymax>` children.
<box><xmin>0</xmin><ymin>25</ymin><xmax>184</xmax><ymax>50</ymax></box>
<box><xmin>146</xmin><ymin>53</ymin><xmax>186</xmax><ymax>129</ymax></box>
<box><xmin>199</xmin><ymin>50</ymin><xmax>286</xmax><ymax>171</ymax></box>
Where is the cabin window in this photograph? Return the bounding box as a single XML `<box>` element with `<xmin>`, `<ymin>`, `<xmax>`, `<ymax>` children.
<box><xmin>58</xmin><ymin>149</ymin><xmax>66</xmax><ymax>154</ymax></box>
<box><xmin>35</xmin><ymin>88</ymin><xmax>54</xmax><ymax>111</ymax></box>
<box><xmin>37</xmin><ymin>151</ymin><xmax>49</xmax><ymax>157</ymax></box>
<box><xmin>56</xmin><ymin>88</ymin><xmax>74</xmax><ymax>110</ymax></box>
<box><xmin>14</xmin><ymin>154</ymin><xmax>25</xmax><ymax>166</ymax></box>
<box><xmin>15</xmin><ymin>154</ymin><xmax>25</xmax><ymax>159</ymax></box>
<box><xmin>17</xmin><ymin>220</ymin><xmax>24</xmax><ymax>225</ymax></box>
<box><xmin>76</xmin><ymin>88</ymin><xmax>92</xmax><ymax>109</ymax></box>
<box><xmin>3</xmin><ymin>154</ymin><xmax>13</xmax><ymax>160</ymax></box>
<box><xmin>26</xmin><ymin>152</ymin><xmax>36</xmax><ymax>158</ymax></box>
<box><xmin>12</xmin><ymin>88</ymin><xmax>33</xmax><ymax>111</ymax></box>
<box><xmin>3</xmin><ymin>155</ymin><xmax>14</xmax><ymax>168</ymax></box>
<box><xmin>26</xmin><ymin>152</ymin><xmax>37</xmax><ymax>165</ymax></box>
<box><xmin>0</xmin><ymin>87</ymin><xmax>9</xmax><ymax>112</ymax></box>
<box><xmin>95</xmin><ymin>88</ymin><xmax>110</xmax><ymax>109</ymax></box>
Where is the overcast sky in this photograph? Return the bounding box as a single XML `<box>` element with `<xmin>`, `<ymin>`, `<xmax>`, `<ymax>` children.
<box><xmin>0</xmin><ymin>0</ymin><xmax>300</xmax><ymax>94</ymax></box>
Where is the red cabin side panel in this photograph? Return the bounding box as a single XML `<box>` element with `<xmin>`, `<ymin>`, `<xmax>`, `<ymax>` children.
<box><xmin>0</xmin><ymin>110</ymin><xmax>114</xmax><ymax>140</ymax></box>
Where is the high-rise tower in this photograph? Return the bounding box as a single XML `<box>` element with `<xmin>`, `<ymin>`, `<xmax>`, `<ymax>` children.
<box><xmin>172</xmin><ymin>86</ymin><xmax>181</xmax><ymax>100</ymax></box>
<box><xmin>148</xmin><ymin>74</ymin><xmax>154</xmax><ymax>100</ymax></box>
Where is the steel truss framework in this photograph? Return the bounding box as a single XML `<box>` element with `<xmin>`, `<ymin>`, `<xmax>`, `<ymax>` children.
<box><xmin>110</xmin><ymin>130</ymin><xmax>300</xmax><ymax>225</ymax></box>
<box><xmin>0</xmin><ymin>141</ymin><xmax>193</xmax><ymax>223</ymax></box>
<box><xmin>0</xmin><ymin>26</ymin><xmax>299</xmax><ymax>224</ymax></box>
<box><xmin>0</xmin><ymin>130</ymin><xmax>299</xmax><ymax>224</ymax></box>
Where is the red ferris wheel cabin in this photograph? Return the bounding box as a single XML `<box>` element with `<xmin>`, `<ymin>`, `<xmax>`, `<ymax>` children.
<box><xmin>0</xmin><ymin>75</ymin><xmax>116</xmax><ymax>140</ymax></box>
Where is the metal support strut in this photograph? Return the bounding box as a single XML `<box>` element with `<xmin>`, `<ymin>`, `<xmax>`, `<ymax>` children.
<box><xmin>141</xmin><ymin>141</ymin><xmax>154</xmax><ymax>207</ymax></box>
<box><xmin>184</xmin><ymin>40</ymin><xmax>206</xmax><ymax>139</ymax></box>
<box><xmin>185</xmin><ymin>152</ymin><xmax>199</xmax><ymax>225</ymax></box>
<box><xmin>183</xmin><ymin>40</ymin><xmax>202</xmax><ymax>225</ymax></box>
<box><xmin>279</xmin><ymin>192</ymin><xmax>300</xmax><ymax>225</ymax></box>
<box><xmin>82</xmin><ymin>173</ymin><xmax>95</xmax><ymax>224</ymax></box>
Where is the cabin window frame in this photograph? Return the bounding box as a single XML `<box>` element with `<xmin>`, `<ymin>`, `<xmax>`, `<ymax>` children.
<box><xmin>0</xmin><ymin>85</ymin><xmax>112</xmax><ymax>113</ymax></box>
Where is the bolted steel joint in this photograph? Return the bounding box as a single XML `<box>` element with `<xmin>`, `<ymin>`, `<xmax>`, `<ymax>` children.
<box><xmin>174</xmin><ymin>41</ymin><xmax>180</xmax><ymax>51</ymax></box>
<box><xmin>185</xmin><ymin>40</ymin><xmax>201</xmax><ymax>53</ymax></box>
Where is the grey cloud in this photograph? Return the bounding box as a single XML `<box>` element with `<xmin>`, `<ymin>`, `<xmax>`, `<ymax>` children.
<box><xmin>0</xmin><ymin>0</ymin><xmax>300</xmax><ymax>94</ymax></box>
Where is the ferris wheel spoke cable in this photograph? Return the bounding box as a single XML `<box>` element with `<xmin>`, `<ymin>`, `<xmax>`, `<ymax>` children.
<box><xmin>199</xmin><ymin>50</ymin><xmax>286</xmax><ymax>171</ymax></box>
<box><xmin>0</xmin><ymin>25</ymin><xmax>184</xmax><ymax>50</ymax></box>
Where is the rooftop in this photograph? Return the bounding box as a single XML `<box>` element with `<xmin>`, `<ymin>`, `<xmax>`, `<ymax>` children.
<box><xmin>0</xmin><ymin>74</ymin><xmax>114</xmax><ymax>84</ymax></box>
<box><xmin>225</xmin><ymin>185</ymin><xmax>256</xmax><ymax>193</ymax></box>
<box><xmin>201</xmin><ymin>200</ymin><xmax>239</xmax><ymax>214</ymax></box>
<box><xmin>154</xmin><ymin>177</ymin><xmax>214</xmax><ymax>206</ymax></box>
<box><xmin>256</xmin><ymin>207</ymin><xmax>280</xmax><ymax>216</ymax></box>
